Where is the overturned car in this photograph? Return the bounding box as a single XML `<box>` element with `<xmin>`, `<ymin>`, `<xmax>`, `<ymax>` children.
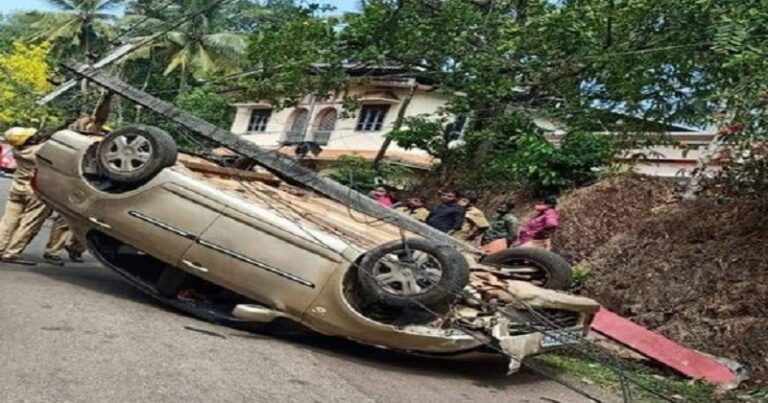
<box><xmin>33</xmin><ymin>125</ymin><xmax>599</xmax><ymax>371</ymax></box>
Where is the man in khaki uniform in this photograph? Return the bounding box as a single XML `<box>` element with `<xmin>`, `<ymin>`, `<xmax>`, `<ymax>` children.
<box><xmin>395</xmin><ymin>197</ymin><xmax>430</xmax><ymax>222</ymax></box>
<box><xmin>0</xmin><ymin>128</ymin><xmax>52</xmax><ymax>265</ymax></box>
<box><xmin>46</xmin><ymin>215</ymin><xmax>85</xmax><ymax>262</ymax></box>
<box><xmin>455</xmin><ymin>192</ymin><xmax>490</xmax><ymax>243</ymax></box>
<box><xmin>40</xmin><ymin>114</ymin><xmax>108</xmax><ymax>263</ymax></box>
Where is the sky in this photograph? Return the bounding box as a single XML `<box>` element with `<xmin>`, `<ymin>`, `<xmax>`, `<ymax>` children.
<box><xmin>0</xmin><ymin>0</ymin><xmax>360</xmax><ymax>15</ymax></box>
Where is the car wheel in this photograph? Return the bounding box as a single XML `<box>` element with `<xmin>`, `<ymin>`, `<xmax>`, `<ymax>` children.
<box><xmin>481</xmin><ymin>247</ymin><xmax>573</xmax><ymax>290</ymax></box>
<box><xmin>97</xmin><ymin>125</ymin><xmax>177</xmax><ymax>184</ymax></box>
<box><xmin>357</xmin><ymin>238</ymin><xmax>469</xmax><ymax>313</ymax></box>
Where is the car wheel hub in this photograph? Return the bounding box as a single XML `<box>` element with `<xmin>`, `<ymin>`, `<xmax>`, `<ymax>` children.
<box><xmin>371</xmin><ymin>250</ymin><xmax>443</xmax><ymax>296</ymax></box>
<box><xmin>105</xmin><ymin>134</ymin><xmax>153</xmax><ymax>173</ymax></box>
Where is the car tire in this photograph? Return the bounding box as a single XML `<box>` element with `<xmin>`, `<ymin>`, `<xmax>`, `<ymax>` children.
<box><xmin>481</xmin><ymin>247</ymin><xmax>573</xmax><ymax>290</ymax></box>
<box><xmin>97</xmin><ymin>125</ymin><xmax>177</xmax><ymax>184</ymax></box>
<box><xmin>357</xmin><ymin>238</ymin><xmax>469</xmax><ymax>313</ymax></box>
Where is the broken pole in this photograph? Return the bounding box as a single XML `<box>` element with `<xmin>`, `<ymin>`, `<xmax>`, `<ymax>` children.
<box><xmin>38</xmin><ymin>44</ymin><xmax>136</xmax><ymax>106</ymax></box>
<box><xmin>63</xmin><ymin>62</ymin><xmax>476</xmax><ymax>253</ymax></box>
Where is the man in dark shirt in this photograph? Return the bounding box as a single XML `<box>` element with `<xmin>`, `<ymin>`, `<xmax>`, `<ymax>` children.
<box><xmin>426</xmin><ymin>190</ymin><xmax>466</xmax><ymax>233</ymax></box>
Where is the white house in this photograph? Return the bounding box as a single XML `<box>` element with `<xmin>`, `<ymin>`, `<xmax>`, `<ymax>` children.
<box><xmin>230</xmin><ymin>74</ymin><xmax>459</xmax><ymax>169</ymax></box>
<box><xmin>230</xmin><ymin>68</ymin><xmax>713</xmax><ymax>177</ymax></box>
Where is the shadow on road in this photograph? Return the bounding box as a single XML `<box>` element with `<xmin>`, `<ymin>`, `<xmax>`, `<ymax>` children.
<box><xmin>231</xmin><ymin>325</ymin><xmax>550</xmax><ymax>389</ymax></box>
<box><xmin>23</xmin><ymin>259</ymin><xmax>555</xmax><ymax>389</ymax></box>
<box><xmin>15</xmin><ymin>261</ymin><xmax>158</xmax><ymax>308</ymax></box>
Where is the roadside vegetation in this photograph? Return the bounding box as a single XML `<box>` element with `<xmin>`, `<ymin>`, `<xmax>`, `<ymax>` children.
<box><xmin>2</xmin><ymin>0</ymin><xmax>768</xmax><ymax>397</ymax></box>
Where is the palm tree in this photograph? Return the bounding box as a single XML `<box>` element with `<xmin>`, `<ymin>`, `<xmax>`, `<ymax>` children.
<box><xmin>147</xmin><ymin>0</ymin><xmax>247</xmax><ymax>88</ymax></box>
<box><xmin>33</xmin><ymin>0</ymin><xmax>122</xmax><ymax>60</ymax></box>
<box><xmin>30</xmin><ymin>1</ymin><xmax>121</xmax><ymax>107</ymax></box>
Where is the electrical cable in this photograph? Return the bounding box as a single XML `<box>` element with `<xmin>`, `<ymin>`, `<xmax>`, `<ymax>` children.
<box><xmin>170</xmin><ymin>129</ymin><xmax>617</xmax><ymax>402</ymax></box>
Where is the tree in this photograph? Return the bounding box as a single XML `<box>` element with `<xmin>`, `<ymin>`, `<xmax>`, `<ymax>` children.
<box><xmin>240</xmin><ymin>0</ymin><xmax>768</xmax><ymax>193</ymax></box>
<box><xmin>32</xmin><ymin>0</ymin><xmax>122</xmax><ymax>59</ymax></box>
<box><xmin>174</xmin><ymin>86</ymin><xmax>234</xmax><ymax>129</ymax></box>
<box><xmin>0</xmin><ymin>12</ymin><xmax>48</xmax><ymax>51</ymax></box>
<box><xmin>0</xmin><ymin>41</ymin><xmax>59</xmax><ymax>128</ymax></box>
<box><xmin>142</xmin><ymin>0</ymin><xmax>248</xmax><ymax>87</ymax></box>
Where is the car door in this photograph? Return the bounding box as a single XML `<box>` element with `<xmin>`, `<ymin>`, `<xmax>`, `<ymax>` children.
<box><xmin>86</xmin><ymin>180</ymin><xmax>224</xmax><ymax>268</ymax></box>
<box><xmin>179</xmin><ymin>205</ymin><xmax>345</xmax><ymax>316</ymax></box>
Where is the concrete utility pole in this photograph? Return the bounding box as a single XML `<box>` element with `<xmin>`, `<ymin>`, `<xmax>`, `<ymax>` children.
<box><xmin>63</xmin><ymin>62</ymin><xmax>476</xmax><ymax>253</ymax></box>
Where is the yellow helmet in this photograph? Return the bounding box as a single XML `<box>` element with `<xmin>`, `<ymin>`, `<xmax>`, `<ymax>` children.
<box><xmin>3</xmin><ymin>127</ymin><xmax>38</xmax><ymax>147</ymax></box>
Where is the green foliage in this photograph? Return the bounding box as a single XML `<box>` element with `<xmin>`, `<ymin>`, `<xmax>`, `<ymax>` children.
<box><xmin>0</xmin><ymin>41</ymin><xmax>60</xmax><ymax>128</ymax></box>
<box><xmin>243</xmin><ymin>13</ymin><xmax>345</xmax><ymax>106</ymax></box>
<box><xmin>480</xmin><ymin>130</ymin><xmax>615</xmax><ymax>195</ymax></box>
<box><xmin>0</xmin><ymin>12</ymin><xmax>46</xmax><ymax>51</ymax></box>
<box><xmin>31</xmin><ymin>0</ymin><xmax>120</xmax><ymax>58</ymax></box>
<box><xmin>536</xmin><ymin>353</ymin><xmax>717</xmax><ymax>402</ymax></box>
<box><xmin>174</xmin><ymin>86</ymin><xmax>234</xmax><ymax>129</ymax></box>
<box><xmin>571</xmin><ymin>264</ymin><xmax>593</xmax><ymax>288</ymax></box>
<box><xmin>327</xmin><ymin>156</ymin><xmax>410</xmax><ymax>193</ymax></box>
<box><xmin>387</xmin><ymin>115</ymin><xmax>454</xmax><ymax>157</ymax></box>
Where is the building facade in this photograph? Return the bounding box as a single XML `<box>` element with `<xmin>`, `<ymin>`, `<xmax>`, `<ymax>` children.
<box><xmin>230</xmin><ymin>78</ymin><xmax>457</xmax><ymax>168</ymax></box>
<box><xmin>230</xmin><ymin>77</ymin><xmax>712</xmax><ymax>177</ymax></box>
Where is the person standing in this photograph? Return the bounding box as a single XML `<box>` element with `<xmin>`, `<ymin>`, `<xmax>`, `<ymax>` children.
<box><xmin>426</xmin><ymin>190</ymin><xmax>465</xmax><ymax>233</ymax></box>
<box><xmin>369</xmin><ymin>185</ymin><xmax>394</xmax><ymax>208</ymax></box>
<box><xmin>41</xmin><ymin>114</ymin><xmax>111</xmax><ymax>263</ymax></box>
<box><xmin>481</xmin><ymin>201</ymin><xmax>519</xmax><ymax>253</ymax></box>
<box><xmin>454</xmin><ymin>192</ymin><xmax>490</xmax><ymax>243</ymax></box>
<box><xmin>46</xmin><ymin>215</ymin><xmax>85</xmax><ymax>262</ymax></box>
<box><xmin>516</xmin><ymin>196</ymin><xmax>560</xmax><ymax>250</ymax></box>
<box><xmin>0</xmin><ymin>128</ymin><xmax>53</xmax><ymax>265</ymax></box>
<box><xmin>395</xmin><ymin>196</ymin><xmax>430</xmax><ymax>222</ymax></box>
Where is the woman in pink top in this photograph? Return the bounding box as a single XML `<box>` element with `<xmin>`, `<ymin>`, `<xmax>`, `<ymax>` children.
<box><xmin>370</xmin><ymin>185</ymin><xmax>394</xmax><ymax>208</ymax></box>
<box><xmin>517</xmin><ymin>196</ymin><xmax>560</xmax><ymax>250</ymax></box>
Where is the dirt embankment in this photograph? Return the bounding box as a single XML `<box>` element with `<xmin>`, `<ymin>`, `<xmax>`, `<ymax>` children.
<box><xmin>539</xmin><ymin>173</ymin><xmax>767</xmax><ymax>384</ymax></box>
<box><xmin>551</xmin><ymin>174</ymin><xmax>678</xmax><ymax>264</ymax></box>
<box><xmin>582</xmin><ymin>199</ymin><xmax>768</xmax><ymax>385</ymax></box>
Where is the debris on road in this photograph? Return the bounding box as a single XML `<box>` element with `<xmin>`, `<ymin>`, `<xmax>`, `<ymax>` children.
<box><xmin>584</xmin><ymin>198</ymin><xmax>768</xmax><ymax>386</ymax></box>
<box><xmin>591</xmin><ymin>307</ymin><xmax>743</xmax><ymax>388</ymax></box>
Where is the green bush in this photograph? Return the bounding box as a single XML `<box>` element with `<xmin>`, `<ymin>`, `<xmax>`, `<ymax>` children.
<box><xmin>478</xmin><ymin>130</ymin><xmax>616</xmax><ymax>195</ymax></box>
<box><xmin>327</xmin><ymin>156</ymin><xmax>410</xmax><ymax>193</ymax></box>
<box><xmin>174</xmin><ymin>86</ymin><xmax>235</xmax><ymax>130</ymax></box>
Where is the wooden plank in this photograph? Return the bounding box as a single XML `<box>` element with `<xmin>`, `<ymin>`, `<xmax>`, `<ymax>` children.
<box><xmin>179</xmin><ymin>160</ymin><xmax>281</xmax><ymax>186</ymax></box>
<box><xmin>591</xmin><ymin>308</ymin><xmax>738</xmax><ymax>386</ymax></box>
<box><xmin>63</xmin><ymin>62</ymin><xmax>476</xmax><ymax>253</ymax></box>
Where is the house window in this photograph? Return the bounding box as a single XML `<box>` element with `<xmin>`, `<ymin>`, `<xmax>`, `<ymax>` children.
<box><xmin>356</xmin><ymin>105</ymin><xmax>390</xmax><ymax>132</ymax></box>
<box><xmin>285</xmin><ymin>108</ymin><xmax>310</xmax><ymax>144</ymax></box>
<box><xmin>248</xmin><ymin>109</ymin><xmax>272</xmax><ymax>132</ymax></box>
<box><xmin>312</xmin><ymin>108</ymin><xmax>338</xmax><ymax>145</ymax></box>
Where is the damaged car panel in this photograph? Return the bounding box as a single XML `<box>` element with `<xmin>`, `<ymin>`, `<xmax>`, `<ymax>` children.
<box><xmin>34</xmin><ymin>125</ymin><xmax>598</xmax><ymax>372</ymax></box>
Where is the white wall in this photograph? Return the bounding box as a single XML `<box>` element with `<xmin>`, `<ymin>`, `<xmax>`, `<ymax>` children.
<box><xmin>231</xmin><ymin>85</ymin><xmax>451</xmax><ymax>155</ymax></box>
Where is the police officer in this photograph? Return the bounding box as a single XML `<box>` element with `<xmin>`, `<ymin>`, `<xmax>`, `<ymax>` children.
<box><xmin>0</xmin><ymin>128</ymin><xmax>52</xmax><ymax>265</ymax></box>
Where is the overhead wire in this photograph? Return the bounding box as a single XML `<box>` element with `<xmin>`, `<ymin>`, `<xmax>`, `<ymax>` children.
<box><xmin>171</xmin><ymin>128</ymin><xmax>657</xmax><ymax>403</ymax></box>
<box><xmin>59</xmin><ymin>4</ymin><xmax>700</xmax><ymax>399</ymax></box>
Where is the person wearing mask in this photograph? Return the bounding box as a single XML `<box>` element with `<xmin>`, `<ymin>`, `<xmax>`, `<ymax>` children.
<box><xmin>517</xmin><ymin>196</ymin><xmax>560</xmax><ymax>250</ymax></box>
<box><xmin>454</xmin><ymin>192</ymin><xmax>490</xmax><ymax>243</ymax></box>
<box><xmin>0</xmin><ymin>128</ymin><xmax>53</xmax><ymax>265</ymax></box>
<box><xmin>426</xmin><ymin>190</ymin><xmax>465</xmax><ymax>233</ymax></box>
<box><xmin>369</xmin><ymin>185</ymin><xmax>394</xmax><ymax>208</ymax></box>
<box><xmin>481</xmin><ymin>201</ymin><xmax>519</xmax><ymax>253</ymax></box>
<box><xmin>395</xmin><ymin>196</ymin><xmax>430</xmax><ymax>222</ymax></box>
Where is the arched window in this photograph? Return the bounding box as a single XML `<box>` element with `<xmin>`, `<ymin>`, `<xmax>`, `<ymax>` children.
<box><xmin>312</xmin><ymin>108</ymin><xmax>338</xmax><ymax>145</ymax></box>
<box><xmin>285</xmin><ymin>108</ymin><xmax>309</xmax><ymax>143</ymax></box>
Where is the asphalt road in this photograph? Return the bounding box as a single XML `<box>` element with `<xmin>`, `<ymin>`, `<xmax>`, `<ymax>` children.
<box><xmin>0</xmin><ymin>176</ymin><xmax>612</xmax><ymax>403</ymax></box>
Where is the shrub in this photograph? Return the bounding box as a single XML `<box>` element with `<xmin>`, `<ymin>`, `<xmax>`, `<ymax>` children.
<box><xmin>327</xmin><ymin>156</ymin><xmax>411</xmax><ymax>193</ymax></box>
